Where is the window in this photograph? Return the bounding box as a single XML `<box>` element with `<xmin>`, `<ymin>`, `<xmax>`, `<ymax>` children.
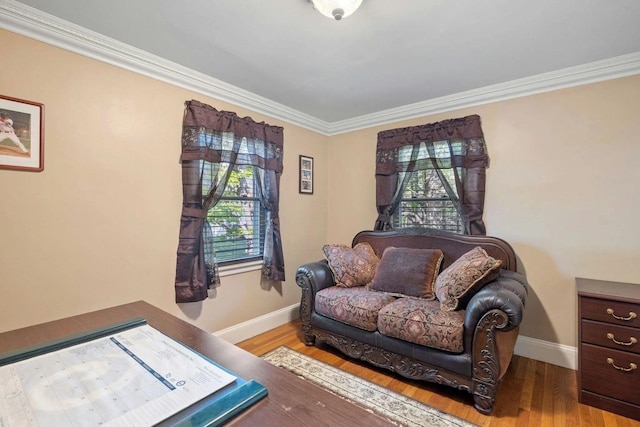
<box><xmin>198</xmin><ymin>132</ymin><xmax>269</xmax><ymax>267</ymax></box>
<box><xmin>390</xmin><ymin>142</ymin><xmax>463</xmax><ymax>232</ymax></box>
<box><xmin>391</xmin><ymin>169</ymin><xmax>463</xmax><ymax>232</ymax></box>
<box><xmin>205</xmin><ymin>164</ymin><xmax>266</xmax><ymax>265</ymax></box>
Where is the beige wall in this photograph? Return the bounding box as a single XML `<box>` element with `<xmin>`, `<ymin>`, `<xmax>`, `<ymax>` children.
<box><xmin>2</xmin><ymin>29</ymin><xmax>640</xmax><ymax>350</ymax></box>
<box><xmin>0</xmin><ymin>30</ymin><xmax>328</xmax><ymax>333</ymax></box>
<box><xmin>327</xmin><ymin>75</ymin><xmax>640</xmax><ymax>347</ymax></box>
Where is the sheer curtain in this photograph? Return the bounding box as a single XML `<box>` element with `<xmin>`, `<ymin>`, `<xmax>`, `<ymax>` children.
<box><xmin>374</xmin><ymin>115</ymin><xmax>489</xmax><ymax>235</ymax></box>
<box><xmin>175</xmin><ymin>100</ymin><xmax>285</xmax><ymax>303</ymax></box>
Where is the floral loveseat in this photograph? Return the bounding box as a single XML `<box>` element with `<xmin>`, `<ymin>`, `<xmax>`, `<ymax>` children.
<box><xmin>295</xmin><ymin>228</ymin><xmax>528</xmax><ymax>414</ymax></box>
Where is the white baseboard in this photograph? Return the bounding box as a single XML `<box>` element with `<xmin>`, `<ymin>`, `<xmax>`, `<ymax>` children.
<box><xmin>514</xmin><ymin>335</ymin><xmax>577</xmax><ymax>370</ymax></box>
<box><xmin>214</xmin><ymin>304</ymin><xmax>578</xmax><ymax>370</ymax></box>
<box><xmin>213</xmin><ymin>303</ymin><xmax>300</xmax><ymax>344</ymax></box>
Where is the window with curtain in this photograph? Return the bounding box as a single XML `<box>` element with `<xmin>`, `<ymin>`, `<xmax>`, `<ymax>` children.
<box><xmin>175</xmin><ymin>100</ymin><xmax>285</xmax><ymax>303</ymax></box>
<box><xmin>375</xmin><ymin>114</ymin><xmax>489</xmax><ymax>235</ymax></box>
<box><xmin>391</xmin><ymin>168</ymin><xmax>463</xmax><ymax>232</ymax></box>
<box><xmin>205</xmin><ymin>137</ymin><xmax>266</xmax><ymax>264</ymax></box>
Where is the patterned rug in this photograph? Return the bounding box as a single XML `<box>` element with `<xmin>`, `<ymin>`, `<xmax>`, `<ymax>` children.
<box><xmin>261</xmin><ymin>346</ymin><xmax>476</xmax><ymax>427</ymax></box>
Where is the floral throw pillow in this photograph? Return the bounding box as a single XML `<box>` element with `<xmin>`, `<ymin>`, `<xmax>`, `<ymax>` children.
<box><xmin>323</xmin><ymin>243</ymin><xmax>380</xmax><ymax>288</ymax></box>
<box><xmin>435</xmin><ymin>246</ymin><xmax>502</xmax><ymax>311</ymax></box>
<box><xmin>369</xmin><ymin>247</ymin><xmax>444</xmax><ymax>299</ymax></box>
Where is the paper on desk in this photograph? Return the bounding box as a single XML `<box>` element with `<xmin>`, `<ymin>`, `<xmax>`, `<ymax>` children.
<box><xmin>0</xmin><ymin>324</ymin><xmax>236</xmax><ymax>427</ymax></box>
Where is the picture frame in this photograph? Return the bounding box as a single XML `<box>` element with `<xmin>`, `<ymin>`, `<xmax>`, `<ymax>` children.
<box><xmin>299</xmin><ymin>155</ymin><xmax>314</xmax><ymax>194</ymax></box>
<box><xmin>0</xmin><ymin>95</ymin><xmax>45</xmax><ymax>172</ymax></box>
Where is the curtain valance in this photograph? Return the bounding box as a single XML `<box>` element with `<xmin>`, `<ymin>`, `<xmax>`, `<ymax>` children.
<box><xmin>376</xmin><ymin>115</ymin><xmax>488</xmax><ymax>175</ymax></box>
<box><xmin>183</xmin><ymin>100</ymin><xmax>284</xmax><ymax>151</ymax></box>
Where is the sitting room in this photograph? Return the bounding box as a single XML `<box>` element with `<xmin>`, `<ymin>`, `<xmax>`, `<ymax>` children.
<box><xmin>1</xmin><ymin>1</ymin><xmax>639</xmax><ymax>425</ymax></box>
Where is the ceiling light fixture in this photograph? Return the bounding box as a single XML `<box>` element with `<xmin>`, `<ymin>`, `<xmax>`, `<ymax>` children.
<box><xmin>311</xmin><ymin>0</ymin><xmax>363</xmax><ymax>20</ymax></box>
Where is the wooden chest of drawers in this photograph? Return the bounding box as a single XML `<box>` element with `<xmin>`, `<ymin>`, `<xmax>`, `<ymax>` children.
<box><xmin>577</xmin><ymin>278</ymin><xmax>640</xmax><ymax>420</ymax></box>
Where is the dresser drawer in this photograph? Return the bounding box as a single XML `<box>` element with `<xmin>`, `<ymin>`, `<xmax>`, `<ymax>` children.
<box><xmin>581</xmin><ymin>319</ymin><xmax>640</xmax><ymax>354</ymax></box>
<box><xmin>580</xmin><ymin>296</ymin><xmax>640</xmax><ymax>328</ymax></box>
<box><xmin>581</xmin><ymin>343</ymin><xmax>640</xmax><ymax>406</ymax></box>
<box><xmin>580</xmin><ymin>390</ymin><xmax>640</xmax><ymax>421</ymax></box>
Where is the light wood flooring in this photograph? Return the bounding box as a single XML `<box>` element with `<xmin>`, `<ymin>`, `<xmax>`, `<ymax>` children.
<box><xmin>236</xmin><ymin>320</ymin><xmax>639</xmax><ymax>427</ymax></box>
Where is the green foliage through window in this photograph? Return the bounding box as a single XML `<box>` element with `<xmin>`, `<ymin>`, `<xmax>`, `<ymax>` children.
<box><xmin>207</xmin><ymin>164</ymin><xmax>266</xmax><ymax>264</ymax></box>
<box><xmin>392</xmin><ymin>169</ymin><xmax>463</xmax><ymax>233</ymax></box>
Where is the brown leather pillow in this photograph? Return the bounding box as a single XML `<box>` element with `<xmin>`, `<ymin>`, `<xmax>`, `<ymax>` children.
<box><xmin>323</xmin><ymin>243</ymin><xmax>380</xmax><ymax>288</ymax></box>
<box><xmin>435</xmin><ymin>246</ymin><xmax>502</xmax><ymax>311</ymax></box>
<box><xmin>369</xmin><ymin>247</ymin><xmax>444</xmax><ymax>299</ymax></box>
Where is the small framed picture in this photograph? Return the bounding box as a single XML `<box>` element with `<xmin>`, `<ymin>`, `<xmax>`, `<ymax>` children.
<box><xmin>299</xmin><ymin>155</ymin><xmax>313</xmax><ymax>194</ymax></box>
<box><xmin>0</xmin><ymin>95</ymin><xmax>45</xmax><ymax>172</ymax></box>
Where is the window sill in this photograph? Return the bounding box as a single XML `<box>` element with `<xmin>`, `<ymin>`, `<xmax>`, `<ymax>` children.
<box><xmin>218</xmin><ymin>259</ymin><xmax>263</xmax><ymax>277</ymax></box>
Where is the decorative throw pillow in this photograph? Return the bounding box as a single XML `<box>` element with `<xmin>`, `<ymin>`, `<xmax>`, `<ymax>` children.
<box><xmin>323</xmin><ymin>243</ymin><xmax>380</xmax><ymax>288</ymax></box>
<box><xmin>435</xmin><ymin>246</ymin><xmax>502</xmax><ymax>311</ymax></box>
<box><xmin>368</xmin><ymin>247</ymin><xmax>444</xmax><ymax>299</ymax></box>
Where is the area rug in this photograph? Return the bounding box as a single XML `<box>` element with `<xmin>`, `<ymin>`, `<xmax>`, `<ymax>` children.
<box><xmin>261</xmin><ymin>346</ymin><xmax>476</xmax><ymax>427</ymax></box>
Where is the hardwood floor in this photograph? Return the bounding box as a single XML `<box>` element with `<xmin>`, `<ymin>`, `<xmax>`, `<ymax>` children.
<box><xmin>237</xmin><ymin>320</ymin><xmax>640</xmax><ymax>426</ymax></box>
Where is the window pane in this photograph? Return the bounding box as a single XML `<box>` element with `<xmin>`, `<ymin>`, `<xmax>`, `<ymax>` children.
<box><xmin>209</xmin><ymin>199</ymin><xmax>265</xmax><ymax>262</ymax></box>
<box><xmin>404</xmin><ymin>169</ymin><xmax>448</xmax><ymax>198</ymax></box>
<box><xmin>207</xmin><ymin>164</ymin><xmax>266</xmax><ymax>263</ymax></box>
<box><xmin>394</xmin><ymin>199</ymin><xmax>462</xmax><ymax>232</ymax></box>
<box><xmin>221</xmin><ymin>164</ymin><xmax>254</xmax><ymax>197</ymax></box>
<box><xmin>393</xmin><ymin>169</ymin><xmax>463</xmax><ymax>233</ymax></box>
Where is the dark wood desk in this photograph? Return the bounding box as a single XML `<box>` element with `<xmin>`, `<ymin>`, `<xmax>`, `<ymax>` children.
<box><xmin>0</xmin><ymin>301</ymin><xmax>392</xmax><ymax>426</ymax></box>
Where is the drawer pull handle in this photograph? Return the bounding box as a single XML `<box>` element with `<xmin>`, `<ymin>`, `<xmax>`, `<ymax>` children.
<box><xmin>606</xmin><ymin>308</ymin><xmax>637</xmax><ymax>321</ymax></box>
<box><xmin>607</xmin><ymin>358</ymin><xmax>637</xmax><ymax>372</ymax></box>
<box><xmin>606</xmin><ymin>333</ymin><xmax>638</xmax><ymax>346</ymax></box>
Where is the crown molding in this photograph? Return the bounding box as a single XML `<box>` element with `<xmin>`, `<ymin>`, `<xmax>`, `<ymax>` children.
<box><xmin>0</xmin><ymin>0</ymin><xmax>330</xmax><ymax>134</ymax></box>
<box><xmin>327</xmin><ymin>51</ymin><xmax>640</xmax><ymax>135</ymax></box>
<box><xmin>2</xmin><ymin>0</ymin><xmax>639</xmax><ymax>137</ymax></box>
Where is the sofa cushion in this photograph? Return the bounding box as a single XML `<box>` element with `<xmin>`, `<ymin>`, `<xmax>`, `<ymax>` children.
<box><xmin>315</xmin><ymin>287</ymin><xmax>396</xmax><ymax>331</ymax></box>
<box><xmin>377</xmin><ymin>298</ymin><xmax>465</xmax><ymax>353</ymax></box>
<box><xmin>435</xmin><ymin>246</ymin><xmax>502</xmax><ymax>311</ymax></box>
<box><xmin>323</xmin><ymin>243</ymin><xmax>380</xmax><ymax>288</ymax></box>
<box><xmin>368</xmin><ymin>247</ymin><xmax>443</xmax><ymax>299</ymax></box>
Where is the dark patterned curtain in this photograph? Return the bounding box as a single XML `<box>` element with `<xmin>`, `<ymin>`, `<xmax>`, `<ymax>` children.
<box><xmin>175</xmin><ymin>100</ymin><xmax>285</xmax><ymax>303</ymax></box>
<box><xmin>375</xmin><ymin>114</ymin><xmax>489</xmax><ymax>235</ymax></box>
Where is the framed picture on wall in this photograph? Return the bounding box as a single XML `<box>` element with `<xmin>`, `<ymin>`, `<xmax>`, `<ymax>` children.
<box><xmin>0</xmin><ymin>95</ymin><xmax>45</xmax><ymax>172</ymax></box>
<box><xmin>299</xmin><ymin>155</ymin><xmax>313</xmax><ymax>194</ymax></box>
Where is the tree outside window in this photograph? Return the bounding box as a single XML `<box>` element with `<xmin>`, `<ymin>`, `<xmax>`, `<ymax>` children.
<box><xmin>207</xmin><ymin>165</ymin><xmax>265</xmax><ymax>264</ymax></box>
<box><xmin>392</xmin><ymin>169</ymin><xmax>463</xmax><ymax>232</ymax></box>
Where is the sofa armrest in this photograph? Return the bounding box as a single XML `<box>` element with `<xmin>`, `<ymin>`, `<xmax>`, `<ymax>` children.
<box><xmin>296</xmin><ymin>260</ymin><xmax>335</xmax><ymax>294</ymax></box>
<box><xmin>463</xmin><ymin>270</ymin><xmax>528</xmax><ymax>350</ymax></box>
<box><xmin>295</xmin><ymin>260</ymin><xmax>335</xmax><ymax>345</ymax></box>
<box><xmin>463</xmin><ymin>270</ymin><xmax>528</xmax><ymax>412</ymax></box>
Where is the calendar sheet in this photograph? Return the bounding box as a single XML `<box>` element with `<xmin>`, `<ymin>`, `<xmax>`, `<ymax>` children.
<box><xmin>0</xmin><ymin>324</ymin><xmax>236</xmax><ymax>426</ymax></box>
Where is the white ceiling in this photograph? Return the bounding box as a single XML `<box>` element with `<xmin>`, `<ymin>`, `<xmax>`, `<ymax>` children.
<box><xmin>3</xmin><ymin>0</ymin><xmax>640</xmax><ymax>130</ymax></box>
